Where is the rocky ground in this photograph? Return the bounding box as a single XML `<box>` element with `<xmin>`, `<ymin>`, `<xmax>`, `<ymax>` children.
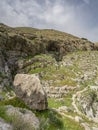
<box><xmin>0</xmin><ymin>23</ymin><xmax>98</xmax><ymax>130</ymax></box>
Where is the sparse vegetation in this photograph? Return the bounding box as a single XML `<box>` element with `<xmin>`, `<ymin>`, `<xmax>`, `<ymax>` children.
<box><xmin>9</xmin><ymin>114</ymin><xmax>35</xmax><ymax>130</ymax></box>
<box><xmin>37</xmin><ymin>109</ymin><xmax>84</xmax><ymax>130</ymax></box>
<box><xmin>0</xmin><ymin>97</ymin><xmax>30</xmax><ymax>109</ymax></box>
<box><xmin>0</xmin><ymin>106</ymin><xmax>35</xmax><ymax>130</ymax></box>
<box><xmin>0</xmin><ymin>24</ymin><xmax>98</xmax><ymax>130</ymax></box>
<box><xmin>48</xmin><ymin>95</ymin><xmax>72</xmax><ymax>108</ymax></box>
<box><xmin>0</xmin><ymin>72</ymin><xmax>7</xmax><ymax>78</ymax></box>
<box><xmin>0</xmin><ymin>106</ymin><xmax>9</xmax><ymax>121</ymax></box>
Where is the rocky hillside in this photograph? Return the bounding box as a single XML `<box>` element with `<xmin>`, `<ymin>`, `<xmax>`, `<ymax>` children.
<box><xmin>0</xmin><ymin>23</ymin><xmax>98</xmax><ymax>130</ymax></box>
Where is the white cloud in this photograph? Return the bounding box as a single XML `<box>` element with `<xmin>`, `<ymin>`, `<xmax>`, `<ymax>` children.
<box><xmin>39</xmin><ymin>4</ymin><xmax>74</xmax><ymax>25</ymax></box>
<box><xmin>0</xmin><ymin>0</ymin><xmax>97</xmax><ymax>42</ymax></box>
<box><xmin>0</xmin><ymin>0</ymin><xmax>31</xmax><ymax>26</ymax></box>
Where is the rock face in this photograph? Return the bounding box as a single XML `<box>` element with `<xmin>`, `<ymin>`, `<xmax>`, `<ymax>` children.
<box><xmin>13</xmin><ymin>74</ymin><xmax>48</xmax><ymax>110</ymax></box>
<box><xmin>0</xmin><ymin>50</ymin><xmax>12</xmax><ymax>93</ymax></box>
<box><xmin>6</xmin><ymin>105</ymin><xmax>40</xmax><ymax>130</ymax></box>
<box><xmin>0</xmin><ymin>23</ymin><xmax>96</xmax><ymax>61</ymax></box>
<box><xmin>76</xmin><ymin>89</ymin><xmax>98</xmax><ymax>122</ymax></box>
<box><xmin>0</xmin><ymin>23</ymin><xmax>98</xmax><ymax>129</ymax></box>
<box><xmin>0</xmin><ymin>23</ymin><xmax>97</xmax><ymax>93</ymax></box>
<box><xmin>0</xmin><ymin>118</ymin><xmax>13</xmax><ymax>130</ymax></box>
<box><xmin>0</xmin><ymin>23</ymin><xmax>95</xmax><ymax>93</ymax></box>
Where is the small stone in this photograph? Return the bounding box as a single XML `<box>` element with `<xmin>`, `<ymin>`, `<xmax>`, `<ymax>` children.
<box><xmin>74</xmin><ymin>116</ymin><xmax>83</xmax><ymax>122</ymax></box>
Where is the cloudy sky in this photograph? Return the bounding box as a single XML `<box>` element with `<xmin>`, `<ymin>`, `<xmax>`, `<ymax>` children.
<box><xmin>0</xmin><ymin>0</ymin><xmax>98</xmax><ymax>42</ymax></box>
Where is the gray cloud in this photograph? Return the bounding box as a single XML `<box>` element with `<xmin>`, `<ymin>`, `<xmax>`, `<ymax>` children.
<box><xmin>83</xmin><ymin>0</ymin><xmax>90</xmax><ymax>4</ymax></box>
<box><xmin>0</xmin><ymin>0</ymin><xmax>98</xmax><ymax>42</ymax></box>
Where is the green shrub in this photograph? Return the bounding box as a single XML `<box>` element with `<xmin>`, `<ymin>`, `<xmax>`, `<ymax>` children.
<box><xmin>39</xmin><ymin>117</ymin><xmax>49</xmax><ymax>130</ymax></box>
<box><xmin>48</xmin><ymin>111</ymin><xmax>63</xmax><ymax>129</ymax></box>
<box><xmin>37</xmin><ymin>109</ymin><xmax>64</xmax><ymax>130</ymax></box>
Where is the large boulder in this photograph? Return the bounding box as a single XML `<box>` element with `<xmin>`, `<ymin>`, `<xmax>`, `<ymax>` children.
<box><xmin>13</xmin><ymin>74</ymin><xmax>48</xmax><ymax>110</ymax></box>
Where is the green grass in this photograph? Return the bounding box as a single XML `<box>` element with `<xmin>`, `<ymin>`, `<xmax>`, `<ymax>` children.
<box><xmin>48</xmin><ymin>96</ymin><xmax>72</xmax><ymax>109</ymax></box>
<box><xmin>36</xmin><ymin>109</ymin><xmax>84</xmax><ymax>130</ymax></box>
<box><xmin>54</xmin><ymin>79</ymin><xmax>77</xmax><ymax>87</ymax></box>
<box><xmin>80</xmin><ymin>79</ymin><xmax>96</xmax><ymax>88</ymax></box>
<box><xmin>35</xmin><ymin>109</ymin><xmax>64</xmax><ymax>130</ymax></box>
<box><xmin>0</xmin><ymin>97</ymin><xmax>30</xmax><ymax>109</ymax></box>
<box><xmin>15</xmin><ymin>27</ymin><xmax>78</xmax><ymax>41</ymax></box>
<box><xmin>0</xmin><ymin>96</ymin><xmax>80</xmax><ymax>130</ymax></box>
<box><xmin>26</xmin><ymin>51</ymin><xmax>98</xmax><ymax>88</ymax></box>
<box><xmin>0</xmin><ymin>98</ymin><xmax>35</xmax><ymax>130</ymax></box>
<box><xmin>63</xmin><ymin>117</ymin><xmax>84</xmax><ymax>130</ymax></box>
<box><xmin>28</xmin><ymin>59</ymin><xmax>78</xmax><ymax>86</ymax></box>
<box><xmin>48</xmin><ymin>98</ymin><xmax>66</xmax><ymax>108</ymax></box>
<box><xmin>0</xmin><ymin>104</ymin><xmax>84</xmax><ymax>130</ymax></box>
<box><xmin>34</xmin><ymin>54</ymin><xmax>54</xmax><ymax>60</ymax></box>
<box><xmin>0</xmin><ymin>106</ymin><xmax>10</xmax><ymax>121</ymax></box>
<box><xmin>29</xmin><ymin>67</ymin><xmax>44</xmax><ymax>74</ymax></box>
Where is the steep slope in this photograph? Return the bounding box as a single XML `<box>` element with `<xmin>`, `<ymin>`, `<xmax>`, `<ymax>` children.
<box><xmin>0</xmin><ymin>23</ymin><xmax>95</xmax><ymax>58</ymax></box>
<box><xmin>0</xmin><ymin>23</ymin><xmax>98</xmax><ymax>130</ymax></box>
<box><xmin>0</xmin><ymin>23</ymin><xmax>95</xmax><ymax>91</ymax></box>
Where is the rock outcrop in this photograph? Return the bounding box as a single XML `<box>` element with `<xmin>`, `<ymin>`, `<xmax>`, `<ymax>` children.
<box><xmin>13</xmin><ymin>74</ymin><xmax>48</xmax><ymax>110</ymax></box>
<box><xmin>0</xmin><ymin>117</ymin><xmax>13</xmax><ymax>130</ymax></box>
<box><xmin>0</xmin><ymin>23</ymin><xmax>96</xmax><ymax>61</ymax></box>
<box><xmin>0</xmin><ymin>50</ymin><xmax>12</xmax><ymax>93</ymax></box>
<box><xmin>0</xmin><ymin>23</ymin><xmax>98</xmax><ymax>129</ymax></box>
<box><xmin>6</xmin><ymin>105</ymin><xmax>40</xmax><ymax>130</ymax></box>
<box><xmin>75</xmin><ymin>88</ymin><xmax>98</xmax><ymax>122</ymax></box>
<box><xmin>0</xmin><ymin>23</ymin><xmax>96</xmax><ymax>93</ymax></box>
